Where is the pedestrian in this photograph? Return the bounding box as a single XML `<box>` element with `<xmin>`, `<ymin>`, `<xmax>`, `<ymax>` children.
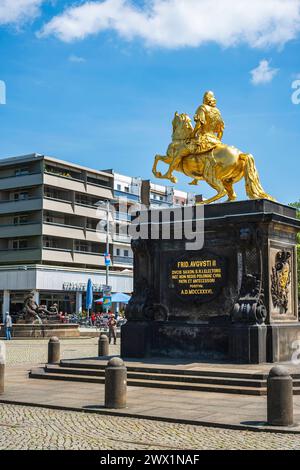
<box><xmin>91</xmin><ymin>312</ymin><xmax>96</xmax><ymax>326</ymax></box>
<box><xmin>108</xmin><ymin>313</ymin><xmax>117</xmax><ymax>345</ymax></box>
<box><xmin>5</xmin><ymin>312</ymin><xmax>12</xmax><ymax>341</ymax></box>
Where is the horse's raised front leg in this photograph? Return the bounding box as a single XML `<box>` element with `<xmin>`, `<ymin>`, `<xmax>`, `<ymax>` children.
<box><xmin>152</xmin><ymin>155</ymin><xmax>169</xmax><ymax>179</ymax></box>
<box><xmin>153</xmin><ymin>154</ymin><xmax>177</xmax><ymax>182</ymax></box>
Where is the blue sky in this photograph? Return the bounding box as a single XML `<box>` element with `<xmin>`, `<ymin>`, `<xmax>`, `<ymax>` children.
<box><xmin>0</xmin><ymin>0</ymin><xmax>300</xmax><ymax>204</ymax></box>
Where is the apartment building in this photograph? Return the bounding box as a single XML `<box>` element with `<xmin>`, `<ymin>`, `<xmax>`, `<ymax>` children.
<box><xmin>0</xmin><ymin>154</ymin><xmax>201</xmax><ymax>319</ymax></box>
<box><xmin>110</xmin><ymin>172</ymin><xmax>141</xmax><ymax>269</ymax></box>
<box><xmin>0</xmin><ymin>154</ymin><xmax>133</xmax><ymax>318</ymax></box>
<box><xmin>141</xmin><ymin>180</ymin><xmax>196</xmax><ymax>208</ymax></box>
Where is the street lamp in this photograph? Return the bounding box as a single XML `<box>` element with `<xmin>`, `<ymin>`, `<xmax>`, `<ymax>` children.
<box><xmin>95</xmin><ymin>198</ymin><xmax>117</xmax><ymax>291</ymax></box>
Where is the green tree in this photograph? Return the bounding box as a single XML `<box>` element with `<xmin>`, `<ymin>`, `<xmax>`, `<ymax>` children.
<box><xmin>289</xmin><ymin>201</ymin><xmax>300</xmax><ymax>294</ymax></box>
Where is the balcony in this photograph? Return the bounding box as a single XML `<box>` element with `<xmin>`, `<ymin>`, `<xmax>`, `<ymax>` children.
<box><xmin>113</xmin><ymin>234</ymin><xmax>131</xmax><ymax>244</ymax></box>
<box><xmin>44</xmin><ymin>172</ymin><xmax>86</xmax><ymax>193</ymax></box>
<box><xmin>85</xmin><ymin>228</ymin><xmax>108</xmax><ymax>244</ymax></box>
<box><xmin>0</xmin><ymin>247</ymin><xmax>41</xmax><ymax>263</ymax></box>
<box><xmin>43</xmin><ymin>222</ymin><xmax>85</xmax><ymax>240</ymax></box>
<box><xmin>0</xmin><ymin>222</ymin><xmax>41</xmax><ymax>238</ymax></box>
<box><xmin>42</xmin><ymin>222</ymin><xmax>108</xmax><ymax>244</ymax></box>
<box><xmin>86</xmin><ymin>183</ymin><xmax>113</xmax><ymax>200</ymax></box>
<box><xmin>0</xmin><ymin>197</ymin><xmax>42</xmax><ymax>215</ymax></box>
<box><xmin>114</xmin><ymin>212</ymin><xmax>132</xmax><ymax>222</ymax></box>
<box><xmin>114</xmin><ymin>190</ymin><xmax>140</xmax><ymax>203</ymax></box>
<box><xmin>74</xmin><ymin>203</ymin><xmax>100</xmax><ymax>219</ymax></box>
<box><xmin>44</xmin><ymin>172</ymin><xmax>113</xmax><ymax>200</ymax></box>
<box><xmin>113</xmin><ymin>255</ymin><xmax>133</xmax><ymax>266</ymax></box>
<box><xmin>150</xmin><ymin>198</ymin><xmax>172</xmax><ymax>206</ymax></box>
<box><xmin>42</xmin><ymin>246</ymin><xmax>106</xmax><ymax>267</ymax></box>
<box><xmin>0</xmin><ymin>172</ymin><xmax>43</xmax><ymax>190</ymax></box>
<box><xmin>42</xmin><ymin>247</ymin><xmax>73</xmax><ymax>264</ymax></box>
<box><xmin>73</xmin><ymin>251</ymin><xmax>105</xmax><ymax>266</ymax></box>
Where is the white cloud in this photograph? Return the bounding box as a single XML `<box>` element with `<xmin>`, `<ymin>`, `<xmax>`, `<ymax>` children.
<box><xmin>69</xmin><ymin>54</ymin><xmax>86</xmax><ymax>63</ymax></box>
<box><xmin>0</xmin><ymin>0</ymin><xmax>44</xmax><ymax>25</ymax></box>
<box><xmin>38</xmin><ymin>0</ymin><xmax>300</xmax><ymax>49</ymax></box>
<box><xmin>250</xmin><ymin>60</ymin><xmax>279</xmax><ymax>85</ymax></box>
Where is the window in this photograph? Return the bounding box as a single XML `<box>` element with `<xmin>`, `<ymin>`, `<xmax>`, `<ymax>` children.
<box><xmin>87</xmin><ymin>176</ymin><xmax>110</xmax><ymax>187</ymax></box>
<box><xmin>117</xmin><ymin>184</ymin><xmax>121</xmax><ymax>191</ymax></box>
<box><xmin>75</xmin><ymin>194</ymin><xmax>98</xmax><ymax>207</ymax></box>
<box><xmin>75</xmin><ymin>241</ymin><xmax>89</xmax><ymax>252</ymax></box>
<box><xmin>45</xmin><ymin>214</ymin><xmax>53</xmax><ymax>223</ymax></box>
<box><xmin>12</xmin><ymin>239</ymin><xmax>28</xmax><ymax>250</ymax></box>
<box><xmin>13</xmin><ymin>215</ymin><xmax>29</xmax><ymax>225</ymax></box>
<box><xmin>116</xmin><ymin>249</ymin><xmax>120</xmax><ymax>256</ymax></box>
<box><xmin>124</xmin><ymin>250</ymin><xmax>129</xmax><ymax>257</ymax></box>
<box><xmin>14</xmin><ymin>191</ymin><xmax>29</xmax><ymax>201</ymax></box>
<box><xmin>124</xmin><ymin>186</ymin><xmax>129</xmax><ymax>193</ymax></box>
<box><xmin>44</xmin><ymin>237</ymin><xmax>58</xmax><ymax>249</ymax></box>
<box><xmin>86</xmin><ymin>218</ymin><xmax>97</xmax><ymax>230</ymax></box>
<box><xmin>15</xmin><ymin>167</ymin><xmax>29</xmax><ymax>177</ymax></box>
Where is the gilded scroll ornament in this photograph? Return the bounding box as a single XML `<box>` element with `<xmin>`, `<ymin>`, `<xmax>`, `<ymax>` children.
<box><xmin>271</xmin><ymin>251</ymin><xmax>292</xmax><ymax>314</ymax></box>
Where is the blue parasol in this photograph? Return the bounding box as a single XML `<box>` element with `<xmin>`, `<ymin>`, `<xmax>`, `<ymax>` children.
<box><xmin>86</xmin><ymin>279</ymin><xmax>93</xmax><ymax>313</ymax></box>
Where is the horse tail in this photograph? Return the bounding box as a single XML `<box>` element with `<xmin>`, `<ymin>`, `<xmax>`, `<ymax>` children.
<box><xmin>242</xmin><ymin>153</ymin><xmax>275</xmax><ymax>201</ymax></box>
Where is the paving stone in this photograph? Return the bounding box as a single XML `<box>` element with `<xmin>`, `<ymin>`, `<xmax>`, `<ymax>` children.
<box><xmin>1</xmin><ymin>338</ymin><xmax>300</xmax><ymax>450</ymax></box>
<box><xmin>0</xmin><ymin>403</ymin><xmax>300</xmax><ymax>450</ymax></box>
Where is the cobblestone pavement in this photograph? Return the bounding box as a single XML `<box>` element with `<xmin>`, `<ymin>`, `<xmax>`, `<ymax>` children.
<box><xmin>3</xmin><ymin>338</ymin><xmax>119</xmax><ymax>365</ymax></box>
<box><xmin>2</xmin><ymin>339</ymin><xmax>300</xmax><ymax>450</ymax></box>
<box><xmin>0</xmin><ymin>403</ymin><xmax>299</xmax><ymax>450</ymax></box>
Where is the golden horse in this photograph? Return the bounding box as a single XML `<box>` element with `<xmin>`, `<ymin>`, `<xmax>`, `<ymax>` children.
<box><xmin>152</xmin><ymin>113</ymin><xmax>274</xmax><ymax>205</ymax></box>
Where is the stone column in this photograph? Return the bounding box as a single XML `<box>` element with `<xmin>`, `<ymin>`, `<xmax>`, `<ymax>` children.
<box><xmin>76</xmin><ymin>291</ymin><xmax>83</xmax><ymax>314</ymax></box>
<box><xmin>2</xmin><ymin>290</ymin><xmax>10</xmax><ymax>323</ymax></box>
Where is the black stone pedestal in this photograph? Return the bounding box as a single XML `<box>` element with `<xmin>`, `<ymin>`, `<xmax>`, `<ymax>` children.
<box><xmin>123</xmin><ymin>200</ymin><xmax>300</xmax><ymax>364</ymax></box>
<box><xmin>121</xmin><ymin>321</ymin><xmax>231</xmax><ymax>360</ymax></box>
<box><xmin>121</xmin><ymin>322</ymin><xmax>151</xmax><ymax>358</ymax></box>
<box><xmin>229</xmin><ymin>324</ymin><xmax>267</xmax><ymax>364</ymax></box>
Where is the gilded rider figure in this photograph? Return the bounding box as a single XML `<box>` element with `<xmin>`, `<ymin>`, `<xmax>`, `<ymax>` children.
<box><xmin>166</xmin><ymin>91</ymin><xmax>224</xmax><ymax>182</ymax></box>
<box><xmin>192</xmin><ymin>91</ymin><xmax>224</xmax><ymax>152</ymax></box>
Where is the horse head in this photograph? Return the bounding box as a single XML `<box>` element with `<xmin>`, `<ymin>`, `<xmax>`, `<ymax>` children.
<box><xmin>172</xmin><ymin>112</ymin><xmax>194</xmax><ymax>141</ymax></box>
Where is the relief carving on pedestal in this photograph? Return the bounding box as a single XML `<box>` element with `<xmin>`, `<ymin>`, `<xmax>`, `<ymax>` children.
<box><xmin>271</xmin><ymin>251</ymin><xmax>292</xmax><ymax>315</ymax></box>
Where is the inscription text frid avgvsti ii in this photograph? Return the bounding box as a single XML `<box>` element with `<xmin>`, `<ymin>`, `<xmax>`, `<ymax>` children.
<box><xmin>171</xmin><ymin>256</ymin><xmax>225</xmax><ymax>300</ymax></box>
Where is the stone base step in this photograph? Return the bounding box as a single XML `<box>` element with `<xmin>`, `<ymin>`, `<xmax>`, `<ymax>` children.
<box><xmin>43</xmin><ymin>364</ymin><xmax>266</xmax><ymax>388</ymax></box>
<box><xmin>29</xmin><ymin>367</ymin><xmax>267</xmax><ymax>395</ymax></box>
<box><xmin>59</xmin><ymin>359</ymin><xmax>271</xmax><ymax>380</ymax></box>
<box><xmin>29</xmin><ymin>359</ymin><xmax>300</xmax><ymax>396</ymax></box>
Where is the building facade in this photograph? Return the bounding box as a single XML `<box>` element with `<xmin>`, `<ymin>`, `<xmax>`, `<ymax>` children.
<box><xmin>0</xmin><ymin>154</ymin><xmax>133</xmax><ymax>319</ymax></box>
<box><xmin>141</xmin><ymin>180</ymin><xmax>196</xmax><ymax>208</ymax></box>
<box><xmin>0</xmin><ymin>154</ymin><xmax>200</xmax><ymax>320</ymax></box>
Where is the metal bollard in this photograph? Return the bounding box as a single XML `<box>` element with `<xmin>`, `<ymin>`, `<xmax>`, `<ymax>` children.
<box><xmin>267</xmin><ymin>366</ymin><xmax>294</xmax><ymax>426</ymax></box>
<box><xmin>98</xmin><ymin>334</ymin><xmax>109</xmax><ymax>357</ymax></box>
<box><xmin>0</xmin><ymin>341</ymin><xmax>5</xmax><ymax>394</ymax></box>
<box><xmin>48</xmin><ymin>336</ymin><xmax>60</xmax><ymax>364</ymax></box>
<box><xmin>105</xmin><ymin>357</ymin><xmax>127</xmax><ymax>409</ymax></box>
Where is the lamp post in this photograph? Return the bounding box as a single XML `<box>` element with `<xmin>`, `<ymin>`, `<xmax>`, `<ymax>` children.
<box><xmin>105</xmin><ymin>199</ymin><xmax>110</xmax><ymax>287</ymax></box>
<box><xmin>96</xmin><ymin>199</ymin><xmax>116</xmax><ymax>312</ymax></box>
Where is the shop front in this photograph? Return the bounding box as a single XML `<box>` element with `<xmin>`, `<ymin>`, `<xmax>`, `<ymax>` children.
<box><xmin>0</xmin><ymin>264</ymin><xmax>133</xmax><ymax>321</ymax></box>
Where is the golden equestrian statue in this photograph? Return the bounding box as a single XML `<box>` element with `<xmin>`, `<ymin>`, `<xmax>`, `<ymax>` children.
<box><xmin>152</xmin><ymin>91</ymin><xmax>274</xmax><ymax>205</ymax></box>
